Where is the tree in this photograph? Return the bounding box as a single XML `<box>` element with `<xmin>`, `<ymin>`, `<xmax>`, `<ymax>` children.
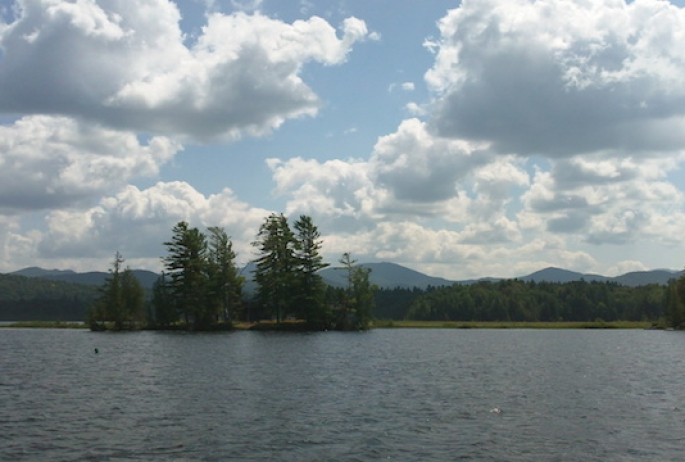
<box><xmin>89</xmin><ymin>252</ymin><xmax>145</xmax><ymax>331</ymax></box>
<box><xmin>336</xmin><ymin>253</ymin><xmax>375</xmax><ymax>330</ymax></box>
<box><xmin>120</xmin><ymin>267</ymin><xmax>145</xmax><ymax>327</ymax></box>
<box><xmin>206</xmin><ymin>226</ymin><xmax>243</xmax><ymax>324</ymax></box>
<box><xmin>293</xmin><ymin>215</ymin><xmax>329</xmax><ymax>328</ymax></box>
<box><xmin>163</xmin><ymin>221</ymin><xmax>209</xmax><ymax>328</ymax></box>
<box><xmin>665</xmin><ymin>277</ymin><xmax>685</xmax><ymax>328</ymax></box>
<box><xmin>151</xmin><ymin>273</ymin><xmax>177</xmax><ymax>327</ymax></box>
<box><xmin>252</xmin><ymin>213</ymin><xmax>298</xmax><ymax>322</ymax></box>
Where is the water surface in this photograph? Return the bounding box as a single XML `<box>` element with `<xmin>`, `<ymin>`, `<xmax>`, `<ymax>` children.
<box><xmin>2</xmin><ymin>328</ymin><xmax>685</xmax><ymax>461</ymax></box>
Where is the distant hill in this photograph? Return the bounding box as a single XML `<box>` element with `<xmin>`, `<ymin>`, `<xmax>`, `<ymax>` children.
<box><xmin>518</xmin><ymin>267</ymin><xmax>609</xmax><ymax>284</ymax></box>
<box><xmin>12</xmin><ymin>267</ymin><xmax>77</xmax><ymax>278</ymax></box>
<box><xmin>9</xmin><ymin>268</ymin><xmax>160</xmax><ymax>290</ymax></box>
<box><xmin>320</xmin><ymin>262</ymin><xmax>454</xmax><ymax>289</ymax></box>
<box><xmin>0</xmin><ymin>273</ymin><xmax>97</xmax><ymax>321</ymax></box>
<box><xmin>8</xmin><ymin>263</ymin><xmax>684</xmax><ymax>297</ymax></box>
<box><xmin>516</xmin><ymin>267</ymin><xmax>683</xmax><ymax>287</ymax></box>
<box><xmin>613</xmin><ymin>270</ymin><xmax>682</xmax><ymax>287</ymax></box>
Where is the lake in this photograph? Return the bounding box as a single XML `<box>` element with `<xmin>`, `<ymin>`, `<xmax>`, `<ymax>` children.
<box><xmin>2</xmin><ymin>328</ymin><xmax>685</xmax><ymax>461</ymax></box>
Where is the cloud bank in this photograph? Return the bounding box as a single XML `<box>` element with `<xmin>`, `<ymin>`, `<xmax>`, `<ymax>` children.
<box><xmin>0</xmin><ymin>0</ymin><xmax>370</xmax><ymax>141</ymax></box>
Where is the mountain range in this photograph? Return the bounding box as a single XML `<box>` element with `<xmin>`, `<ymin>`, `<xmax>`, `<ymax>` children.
<box><xmin>8</xmin><ymin>263</ymin><xmax>684</xmax><ymax>290</ymax></box>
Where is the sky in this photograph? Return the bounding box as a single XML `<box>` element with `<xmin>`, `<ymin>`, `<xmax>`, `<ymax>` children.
<box><xmin>1</xmin><ymin>0</ymin><xmax>685</xmax><ymax>280</ymax></box>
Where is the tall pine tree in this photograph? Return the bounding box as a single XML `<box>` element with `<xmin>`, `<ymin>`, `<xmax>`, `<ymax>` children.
<box><xmin>294</xmin><ymin>215</ymin><xmax>329</xmax><ymax>328</ymax></box>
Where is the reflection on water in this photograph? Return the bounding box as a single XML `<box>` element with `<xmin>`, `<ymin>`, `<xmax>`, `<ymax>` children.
<box><xmin>2</xmin><ymin>328</ymin><xmax>685</xmax><ymax>461</ymax></box>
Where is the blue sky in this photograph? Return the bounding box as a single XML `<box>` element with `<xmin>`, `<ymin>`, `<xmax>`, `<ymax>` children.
<box><xmin>1</xmin><ymin>0</ymin><xmax>685</xmax><ymax>280</ymax></box>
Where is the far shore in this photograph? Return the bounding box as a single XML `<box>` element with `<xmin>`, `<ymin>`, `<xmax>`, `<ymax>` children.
<box><xmin>1</xmin><ymin>320</ymin><xmax>656</xmax><ymax>330</ymax></box>
<box><xmin>373</xmin><ymin>320</ymin><xmax>654</xmax><ymax>329</ymax></box>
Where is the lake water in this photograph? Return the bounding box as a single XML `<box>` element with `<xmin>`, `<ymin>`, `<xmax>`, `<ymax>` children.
<box><xmin>2</xmin><ymin>328</ymin><xmax>685</xmax><ymax>461</ymax></box>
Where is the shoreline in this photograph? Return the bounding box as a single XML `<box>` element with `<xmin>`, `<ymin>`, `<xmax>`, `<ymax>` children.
<box><xmin>1</xmin><ymin>320</ymin><xmax>655</xmax><ymax>330</ymax></box>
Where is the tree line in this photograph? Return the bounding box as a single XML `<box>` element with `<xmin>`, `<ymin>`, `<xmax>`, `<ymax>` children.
<box><xmin>88</xmin><ymin>214</ymin><xmax>375</xmax><ymax>331</ymax></box>
<box><xmin>374</xmin><ymin>277</ymin><xmax>684</xmax><ymax>324</ymax></box>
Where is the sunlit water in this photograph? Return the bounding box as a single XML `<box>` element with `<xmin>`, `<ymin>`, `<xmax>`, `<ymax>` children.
<box><xmin>2</xmin><ymin>328</ymin><xmax>685</xmax><ymax>461</ymax></box>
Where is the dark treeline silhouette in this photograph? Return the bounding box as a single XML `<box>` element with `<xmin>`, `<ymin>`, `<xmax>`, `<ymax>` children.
<box><xmin>87</xmin><ymin>215</ymin><xmax>375</xmax><ymax>331</ymax></box>
<box><xmin>374</xmin><ymin>279</ymin><xmax>668</xmax><ymax>323</ymax></box>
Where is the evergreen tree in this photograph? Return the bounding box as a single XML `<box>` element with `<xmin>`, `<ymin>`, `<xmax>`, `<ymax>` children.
<box><xmin>121</xmin><ymin>267</ymin><xmax>145</xmax><ymax>328</ymax></box>
<box><xmin>151</xmin><ymin>273</ymin><xmax>177</xmax><ymax>327</ymax></box>
<box><xmin>89</xmin><ymin>252</ymin><xmax>145</xmax><ymax>330</ymax></box>
<box><xmin>665</xmin><ymin>278</ymin><xmax>685</xmax><ymax>328</ymax></box>
<box><xmin>293</xmin><ymin>215</ymin><xmax>329</xmax><ymax>328</ymax></box>
<box><xmin>206</xmin><ymin>226</ymin><xmax>243</xmax><ymax>323</ymax></box>
<box><xmin>336</xmin><ymin>253</ymin><xmax>375</xmax><ymax>329</ymax></box>
<box><xmin>252</xmin><ymin>213</ymin><xmax>298</xmax><ymax>322</ymax></box>
<box><xmin>163</xmin><ymin>221</ymin><xmax>209</xmax><ymax>328</ymax></box>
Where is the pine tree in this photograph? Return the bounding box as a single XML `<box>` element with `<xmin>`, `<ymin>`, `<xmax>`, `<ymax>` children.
<box><xmin>294</xmin><ymin>215</ymin><xmax>329</xmax><ymax>328</ymax></box>
<box><xmin>336</xmin><ymin>253</ymin><xmax>375</xmax><ymax>330</ymax></box>
<box><xmin>163</xmin><ymin>222</ymin><xmax>209</xmax><ymax>328</ymax></box>
<box><xmin>252</xmin><ymin>213</ymin><xmax>298</xmax><ymax>323</ymax></box>
<box><xmin>89</xmin><ymin>252</ymin><xmax>144</xmax><ymax>330</ymax></box>
<box><xmin>206</xmin><ymin>226</ymin><xmax>243</xmax><ymax>324</ymax></box>
<box><xmin>666</xmin><ymin>278</ymin><xmax>685</xmax><ymax>328</ymax></box>
<box><xmin>151</xmin><ymin>273</ymin><xmax>177</xmax><ymax>327</ymax></box>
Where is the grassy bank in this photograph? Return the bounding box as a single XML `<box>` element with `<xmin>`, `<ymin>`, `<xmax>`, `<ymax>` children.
<box><xmin>1</xmin><ymin>321</ymin><xmax>87</xmax><ymax>329</ymax></box>
<box><xmin>2</xmin><ymin>320</ymin><xmax>655</xmax><ymax>330</ymax></box>
<box><xmin>373</xmin><ymin>320</ymin><xmax>654</xmax><ymax>329</ymax></box>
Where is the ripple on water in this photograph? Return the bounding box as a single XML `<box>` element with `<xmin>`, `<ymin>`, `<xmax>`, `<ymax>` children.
<box><xmin>3</xmin><ymin>329</ymin><xmax>685</xmax><ymax>461</ymax></box>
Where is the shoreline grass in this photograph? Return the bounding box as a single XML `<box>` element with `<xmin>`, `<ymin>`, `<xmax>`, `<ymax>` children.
<box><xmin>373</xmin><ymin>320</ymin><xmax>654</xmax><ymax>329</ymax></box>
<box><xmin>2</xmin><ymin>320</ymin><xmax>656</xmax><ymax>330</ymax></box>
<box><xmin>1</xmin><ymin>321</ymin><xmax>87</xmax><ymax>329</ymax></box>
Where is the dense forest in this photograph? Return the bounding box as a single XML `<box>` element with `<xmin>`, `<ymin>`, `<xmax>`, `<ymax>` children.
<box><xmin>374</xmin><ymin>280</ymin><xmax>666</xmax><ymax>322</ymax></box>
<box><xmin>0</xmin><ymin>273</ymin><xmax>96</xmax><ymax>321</ymax></box>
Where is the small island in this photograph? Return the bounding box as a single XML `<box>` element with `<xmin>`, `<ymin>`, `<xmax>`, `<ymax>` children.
<box><xmin>88</xmin><ymin>213</ymin><xmax>375</xmax><ymax>332</ymax></box>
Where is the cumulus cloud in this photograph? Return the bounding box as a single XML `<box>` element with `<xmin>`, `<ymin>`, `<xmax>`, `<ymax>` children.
<box><xmin>520</xmin><ymin>155</ymin><xmax>685</xmax><ymax>245</ymax></box>
<box><xmin>370</xmin><ymin>118</ymin><xmax>491</xmax><ymax>204</ymax></box>
<box><xmin>426</xmin><ymin>0</ymin><xmax>685</xmax><ymax>157</ymax></box>
<box><xmin>35</xmin><ymin>181</ymin><xmax>270</xmax><ymax>268</ymax></box>
<box><xmin>0</xmin><ymin>115</ymin><xmax>179</xmax><ymax>213</ymax></box>
<box><xmin>0</xmin><ymin>1</ymin><xmax>370</xmax><ymax>141</ymax></box>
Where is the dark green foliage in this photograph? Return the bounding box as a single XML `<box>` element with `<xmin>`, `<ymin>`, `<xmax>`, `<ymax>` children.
<box><xmin>88</xmin><ymin>252</ymin><xmax>146</xmax><ymax>330</ymax></box>
<box><xmin>293</xmin><ymin>215</ymin><xmax>329</xmax><ymax>328</ymax></box>
<box><xmin>399</xmin><ymin>279</ymin><xmax>667</xmax><ymax>323</ymax></box>
<box><xmin>206</xmin><ymin>226</ymin><xmax>244</xmax><ymax>323</ymax></box>
<box><xmin>151</xmin><ymin>273</ymin><xmax>177</xmax><ymax>327</ymax></box>
<box><xmin>163</xmin><ymin>222</ymin><xmax>210</xmax><ymax>328</ymax></box>
<box><xmin>334</xmin><ymin>253</ymin><xmax>376</xmax><ymax>330</ymax></box>
<box><xmin>159</xmin><ymin>222</ymin><xmax>242</xmax><ymax>330</ymax></box>
<box><xmin>665</xmin><ymin>275</ymin><xmax>685</xmax><ymax>328</ymax></box>
<box><xmin>252</xmin><ymin>213</ymin><xmax>298</xmax><ymax>323</ymax></box>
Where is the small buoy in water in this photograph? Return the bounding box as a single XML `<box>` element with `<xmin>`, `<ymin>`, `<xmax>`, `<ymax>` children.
<box><xmin>94</xmin><ymin>348</ymin><xmax>99</xmax><ymax>354</ymax></box>
<box><xmin>490</xmin><ymin>407</ymin><xmax>502</xmax><ymax>414</ymax></box>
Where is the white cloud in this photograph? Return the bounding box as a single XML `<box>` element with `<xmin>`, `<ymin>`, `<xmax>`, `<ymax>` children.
<box><xmin>401</xmin><ymin>82</ymin><xmax>415</xmax><ymax>91</ymax></box>
<box><xmin>0</xmin><ymin>115</ymin><xmax>179</xmax><ymax>213</ymax></box>
<box><xmin>370</xmin><ymin>118</ymin><xmax>491</xmax><ymax>204</ymax></box>
<box><xmin>405</xmin><ymin>102</ymin><xmax>427</xmax><ymax>116</ymax></box>
<box><xmin>426</xmin><ymin>0</ymin><xmax>685</xmax><ymax>157</ymax></box>
<box><xmin>33</xmin><ymin>181</ymin><xmax>270</xmax><ymax>270</ymax></box>
<box><xmin>0</xmin><ymin>1</ymin><xmax>370</xmax><ymax>141</ymax></box>
<box><xmin>519</xmin><ymin>155</ymin><xmax>685</xmax><ymax>245</ymax></box>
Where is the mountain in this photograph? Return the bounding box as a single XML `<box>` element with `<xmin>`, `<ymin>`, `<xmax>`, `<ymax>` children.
<box><xmin>518</xmin><ymin>267</ymin><xmax>609</xmax><ymax>284</ymax></box>
<box><xmin>319</xmin><ymin>262</ymin><xmax>455</xmax><ymax>290</ymax></box>
<box><xmin>514</xmin><ymin>267</ymin><xmax>683</xmax><ymax>287</ymax></box>
<box><xmin>9</xmin><ymin>268</ymin><xmax>160</xmax><ymax>289</ymax></box>
<box><xmin>12</xmin><ymin>267</ymin><xmax>77</xmax><ymax>278</ymax></box>
<box><xmin>8</xmin><ymin>263</ymin><xmax>684</xmax><ymax>294</ymax></box>
<box><xmin>613</xmin><ymin>270</ymin><xmax>682</xmax><ymax>287</ymax></box>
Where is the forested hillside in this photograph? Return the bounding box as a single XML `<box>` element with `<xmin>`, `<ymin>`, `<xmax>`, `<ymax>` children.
<box><xmin>0</xmin><ymin>273</ymin><xmax>97</xmax><ymax>321</ymax></box>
